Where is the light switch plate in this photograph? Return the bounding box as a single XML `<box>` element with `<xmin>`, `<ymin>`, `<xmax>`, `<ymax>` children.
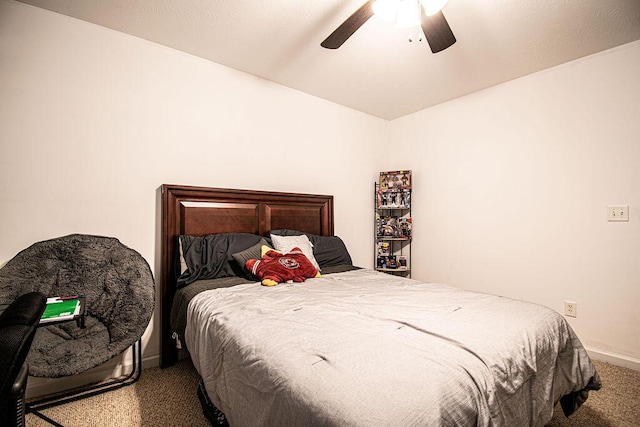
<box><xmin>607</xmin><ymin>205</ymin><xmax>629</xmax><ymax>222</ymax></box>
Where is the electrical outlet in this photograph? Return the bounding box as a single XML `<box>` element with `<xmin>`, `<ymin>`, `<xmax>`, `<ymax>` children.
<box><xmin>607</xmin><ymin>205</ymin><xmax>629</xmax><ymax>222</ymax></box>
<box><xmin>564</xmin><ymin>301</ymin><xmax>577</xmax><ymax>318</ymax></box>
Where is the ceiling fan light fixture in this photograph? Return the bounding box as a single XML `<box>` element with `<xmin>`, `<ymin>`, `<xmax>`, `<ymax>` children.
<box><xmin>396</xmin><ymin>0</ymin><xmax>421</xmax><ymax>28</ymax></box>
<box><xmin>372</xmin><ymin>0</ymin><xmax>399</xmax><ymax>22</ymax></box>
<box><xmin>321</xmin><ymin>0</ymin><xmax>455</xmax><ymax>52</ymax></box>
<box><xmin>421</xmin><ymin>0</ymin><xmax>449</xmax><ymax>16</ymax></box>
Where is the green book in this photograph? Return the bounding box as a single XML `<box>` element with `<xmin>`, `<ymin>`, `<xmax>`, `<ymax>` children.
<box><xmin>41</xmin><ymin>298</ymin><xmax>80</xmax><ymax>323</ymax></box>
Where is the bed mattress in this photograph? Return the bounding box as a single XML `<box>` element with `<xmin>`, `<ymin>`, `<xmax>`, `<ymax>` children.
<box><xmin>185</xmin><ymin>268</ymin><xmax>600</xmax><ymax>426</ymax></box>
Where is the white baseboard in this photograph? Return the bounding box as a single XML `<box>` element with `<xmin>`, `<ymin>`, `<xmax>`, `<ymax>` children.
<box><xmin>26</xmin><ymin>353</ymin><xmax>160</xmax><ymax>399</ymax></box>
<box><xmin>586</xmin><ymin>347</ymin><xmax>640</xmax><ymax>371</ymax></box>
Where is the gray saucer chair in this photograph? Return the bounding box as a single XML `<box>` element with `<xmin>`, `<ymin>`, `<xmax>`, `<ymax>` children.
<box><xmin>0</xmin><ymin>292</ymin><xmax>47</xmax><ymax>427</ymax></box>
<box><xmin>0</xmin><ymin>234</ymin><xmax>154</xmax><ymax>421</ymax></box>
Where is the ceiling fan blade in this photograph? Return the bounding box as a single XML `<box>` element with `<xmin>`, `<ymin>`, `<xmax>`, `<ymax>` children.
<box><xmin>420</xmin><ymin>9</ymin><xmax>456</xmax><ymax>53</ymax></box>
<box><xmin>321</xmin><ymin>0</ymin><xmax>376</xmax><ymax>49</ymax></box>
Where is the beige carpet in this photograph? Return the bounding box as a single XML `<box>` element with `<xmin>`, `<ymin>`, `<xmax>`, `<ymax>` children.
<box><xmin>26</xmin><ymin>359</ymin><xmax>639</xmax><ymax>426</ymax></box>
<box><xmin>26</xmin><ymin>360</ymin><xmax>210</xmax><ymax>427</ymax></box>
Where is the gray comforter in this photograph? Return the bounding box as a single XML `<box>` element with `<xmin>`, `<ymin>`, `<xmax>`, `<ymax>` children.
<box><xmin>186</xmin><ymin>269</ymin><xmax>600</xmax><ymax>426</ymax></box>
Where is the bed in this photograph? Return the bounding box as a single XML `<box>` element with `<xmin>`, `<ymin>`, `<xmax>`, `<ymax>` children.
<box><xmin>160</xmin><ymin>184</ymin><xmax>601</xmax><ymax>426</ymax></box>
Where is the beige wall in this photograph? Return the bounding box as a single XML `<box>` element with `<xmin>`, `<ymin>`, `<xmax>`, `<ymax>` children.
<box><xmin>0</xmin><ymin>0</ymin><xmax>386</xmax><ymax>392</ymax></box>
<box><xmin>390</xmin><ymin>40</ymin><xmax>640</xmax><ymax>368</ymax></box>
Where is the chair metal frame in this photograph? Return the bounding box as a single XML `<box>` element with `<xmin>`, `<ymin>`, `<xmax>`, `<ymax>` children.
<box><xmin>26</xmin><ymin>339</ymin><xmax>142</xmax><ymax>427</ymax></box>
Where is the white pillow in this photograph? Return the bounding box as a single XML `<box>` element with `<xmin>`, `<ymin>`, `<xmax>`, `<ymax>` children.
<box><xmin>270</xmin><ymin>234</ymin><xmax>321</xmax><ymax>271</ymax></box>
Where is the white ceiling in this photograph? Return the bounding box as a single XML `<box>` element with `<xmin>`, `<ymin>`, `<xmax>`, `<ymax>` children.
<box><xmin>16</xmin><ymin>0</ymin><xmax>640</xmax><ymax>120</ymax></box>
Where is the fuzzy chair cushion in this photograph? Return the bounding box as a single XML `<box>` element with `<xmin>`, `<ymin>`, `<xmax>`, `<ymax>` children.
<box><xmin>0</xmin><ymin>234</ymin><xmax>154</xmax><ymax>378</ymax></box>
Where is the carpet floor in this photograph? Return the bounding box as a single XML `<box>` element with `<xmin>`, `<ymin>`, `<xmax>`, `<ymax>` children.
<box><xmin>26</xmin><ymin>359</ymin><xmax>639</xmax><ymax>426</ymax></box>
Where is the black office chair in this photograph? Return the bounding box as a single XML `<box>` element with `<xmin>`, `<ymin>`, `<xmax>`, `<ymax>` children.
<box><xmin>0</xmin><ymin>292</ymin><xmax>47</xmax><ymax>427</ymax></box>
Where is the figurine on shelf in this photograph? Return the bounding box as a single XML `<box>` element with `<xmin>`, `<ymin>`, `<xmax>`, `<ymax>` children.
<box><xmin>387</xmin><ymin>255</ymin><xmax>398</xmax><ymax>269</ymax></box>
<box><xmin>399</xmin><ymin>218</ymin><xmax>412</xmax><ymax>238</ymax></box>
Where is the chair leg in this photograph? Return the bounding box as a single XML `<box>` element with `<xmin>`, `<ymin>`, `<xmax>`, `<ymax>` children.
<box><xmin>26</xmin><ymin>340</ymin><xmax>142</xmax><ymax>426</ymax></box>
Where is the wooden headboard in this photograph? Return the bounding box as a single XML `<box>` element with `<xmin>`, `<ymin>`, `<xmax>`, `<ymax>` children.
<box><xmin>160</xmin><ymin>184</ymin><xmax>334</xmax><ymax>367</ymax></box>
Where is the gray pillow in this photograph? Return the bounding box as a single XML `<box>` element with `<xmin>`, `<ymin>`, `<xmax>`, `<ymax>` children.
<box><xmin>311</xmin><ymin>235</ymin><xmax>353</xmax><ymax>267</ymax></box>
<box><xmin>178</xmin><ymin>233</ymin><xmax>264</xmax><ymax>286</ymax></box>
<box><xmin>232</xmin><ymin>238</ymin><xmax>270</xmax><ymax>270</ymax></box>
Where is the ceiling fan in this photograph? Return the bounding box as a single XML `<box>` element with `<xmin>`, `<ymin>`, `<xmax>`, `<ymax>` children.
<box><xmin>321</xmin><ymin>0</ymin><xmax>456</xmax><ymax>53</ymax></box>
